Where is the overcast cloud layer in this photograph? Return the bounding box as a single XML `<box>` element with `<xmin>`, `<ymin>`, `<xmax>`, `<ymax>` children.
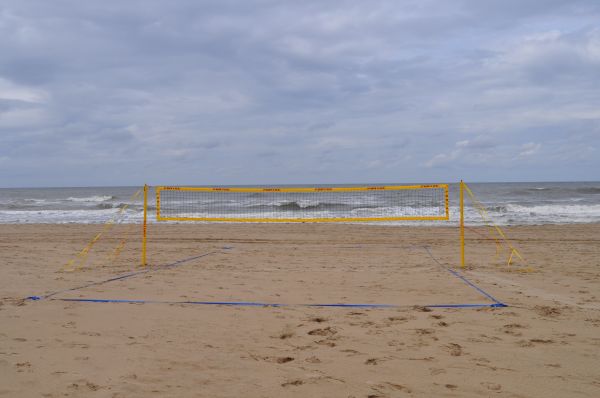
<box><xmin>1</xmin><ymin>0</ymin><xmax>599</xmax><ymax>187</ymax></box>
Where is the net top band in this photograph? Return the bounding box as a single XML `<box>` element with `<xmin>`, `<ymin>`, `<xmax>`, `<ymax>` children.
<box><xmin>156</xmin><ymin>184</ymin><xmax>448</xmax><ymax>193</ymax></box>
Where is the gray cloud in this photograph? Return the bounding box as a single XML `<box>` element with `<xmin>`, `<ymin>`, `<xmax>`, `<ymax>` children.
<box><xmin>0</xmin><ymin>0</ymin><xmax>599</xmax><ymax>187</ymax></box>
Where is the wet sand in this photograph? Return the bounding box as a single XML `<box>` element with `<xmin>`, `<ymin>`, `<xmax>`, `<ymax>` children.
<box><xmin>1</xmin><ymin>223</ymin><xmax>599</xmax><ymax>397</ymax></box>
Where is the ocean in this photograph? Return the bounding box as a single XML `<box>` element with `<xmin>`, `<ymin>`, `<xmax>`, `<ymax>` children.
<box><xmin>0</xmin><ymin>182</ymin><xmax>599</xmax><ymax>225</ymax></box>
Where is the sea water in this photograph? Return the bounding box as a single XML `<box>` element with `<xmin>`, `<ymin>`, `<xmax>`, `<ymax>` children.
<box><xmin>0</xmin><ymin>182</ymin><xmax>599</xmax><ymax>225</ymax></box>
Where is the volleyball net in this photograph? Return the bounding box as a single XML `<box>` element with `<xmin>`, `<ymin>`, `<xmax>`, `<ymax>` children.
<box><xmin>155</xmin><ymin>184</ymin><xmax>449</xmax><ymax>223</ymax></box>
<box><xmin>56</xmin><ymin>181</ymin><xmax>528</xmax><ymax>274</ymax></box>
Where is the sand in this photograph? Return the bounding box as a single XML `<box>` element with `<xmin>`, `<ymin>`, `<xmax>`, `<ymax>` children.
<box><xmin>1</xmin><ymin>223</ymin><xmax>599</xmax><ymax>397</ymax></box>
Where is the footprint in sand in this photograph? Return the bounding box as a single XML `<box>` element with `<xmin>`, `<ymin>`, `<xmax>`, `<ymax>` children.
<box><xmin>415</xmin><ymin>328</ymin><xmax>435</xmax><ymax>335</ymax></box>
<box><xmin>277</xmin><ymin>326</ymin><xmax>295</xmax><ymax>340</ymax></box>
<box><xmin>315</xmin><ymin>339</ymin><xmax>336</xmax><ymax>347</ymax></box>
<box><xmin>15</xmin><ymin>362</ymin><xmax>32</xmax><ymax>373</ymax></box>
<box><xmin>529</xmin><ymin>338</ymin><xmax>555</xmax><ymax>344</ymax></box>
<box><xmin>446</xmin><ymin>343</ymin><xmax>463</xmax><ymax>356</ymax></box>
<box><xmin>281</xmin><ymin>379</ymin><xmax>304</xmax><ymax>387</ymax></box>
<box><xmin>414</xmin><ymin>306</ymin><xmax>432</xmax><ymax>312</ymax></box>
<box><xmin>501</xmin><ymin>323</ymin><xmax>527</xmax><ymax>336</ymax></box>
<box><xmin>386</xmin><ymin>316</ymin><xmax>412</xmax><ymax>326</ymax></box>
<box><xmin>67</xmin><ymin>381</ymin><xmax>101</xmax><ymax>391</ymax></box>
<box><xmin>371</xmin><ymin>382</ymin><xmax>412</xmax><ymax>395</ymax></box>
<box><xmin>347</xmin><ymin>311</ymin><xmax>366</xmax><ymax>316</ymax></box>
<box><xmin>65</xmin><ymin>342</ymin><xmax>90</xmax><ymax>349</ymax></box>
<box><xmin>545</xmin><ymin>363</ymin><xmax>561</xmax><ymax>368</ymax></box>
<box><xmin>517</xmin><ymin>338</ymin><xmax>554</xmax><ymax>347</ymax></box>
<box><xmin>277</xmin><ymin>357</ymin><xmax>294</xmax><ymax>364</ymax></box>
<box><xmin>387</xmin><ymin>340</ymin><xmax>405</xmax><ymax>348</ymax></box>
<box><xmin>415</xmin><ymin>328</ymin><xmax>438</xmax><ymax>342</ymax></box>
<box><xmin>308</xmin><ymin>327</ymin><xmax>339</xmax><ymax>347</ymax></box>
<box><xmin>85</xmin><ymin>382</ymin><xmax>101</xmax><ymax>391</ymax></box>
<box><xmin>389</xmin><ymin>316</ymin><xmax>410</xmax><ymax>322</ymax></box>
<box><xmin>481</xmin><ymin>382</ymin><xmax>502</xmax><ymax>391</ymax></box>
<box><xmin>517</xmin><ymin>340</ymin><xmax>534</xmax><ymax>348</ymax></box>
<box><xmin>534</xmin><ymin>305</ymin><xmax>561</xmax><ymax>317</ymax></box>
<box><xmin>308</xmin><ymin>327</ymin><xmax>337</xmax><ymax>337</ymax></box>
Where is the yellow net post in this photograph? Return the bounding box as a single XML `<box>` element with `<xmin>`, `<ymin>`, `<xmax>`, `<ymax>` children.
<box><xmin>460</xmin><ymin>180</ymin><xmax>465</xmax><ymax>268</ymax></box>
<box><xmin>141</xmin><ymin>184</ymin><xmax>148</xmax><ymax>267</ymax></box>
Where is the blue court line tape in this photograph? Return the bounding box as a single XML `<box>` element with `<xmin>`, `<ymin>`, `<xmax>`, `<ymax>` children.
<box><xmin>50</xmin><ymin>297</ymin><xmax>505</xmax><ymax>308</ymax></box>
<box><xmin>443</xmin><ymin>266</ymin><xmax>504</xmax><ymax>304</ymax></box>
<box><xmin>421</xmin><ymin>245</ymin><xmax>507</xmax><ymax>307</ymax></box>
<box><xmin>26</xmin><ymin>250</ymin><xmax>223</xmax><ymax>301</ymax></box>
<box><xmin>427</xmin><ymin>303</ymin><xmax>507</xmax><ymax>308</ymax></box>
<box><xmin>28</xmin><ymin>244</ymin><xmax>508</xmax><ymax>310</ymax></box>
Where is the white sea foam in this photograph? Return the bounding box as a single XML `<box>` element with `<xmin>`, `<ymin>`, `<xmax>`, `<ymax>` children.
<box><xmin>3</xmin><ymin>202</ymin><xmax>600</xmax><ymax>225</ymax></box>
<box><xmin>506</xmin><ymin>203</ymin><xmax>600</xmax><ymax>214</ymax></box>
<box><xmin>23</xmin><ymin>198</ymin><xmax>48</xmax><ymax>203</ymax></box>
<box><xmin>0</xmin><ymin>209</ymin><xmax>141</xmax><ymax>224</ymax></box>
<box><xmin>66</xmin><ymin>195</ymin><xmax>114</xmax><ymax>202</ymax></box>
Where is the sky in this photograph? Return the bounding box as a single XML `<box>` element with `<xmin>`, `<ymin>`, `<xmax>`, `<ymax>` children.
<box><xmin>1</xmin><ymin>0</ymin><xmax>599</xmax><ymax>187</ymax></box>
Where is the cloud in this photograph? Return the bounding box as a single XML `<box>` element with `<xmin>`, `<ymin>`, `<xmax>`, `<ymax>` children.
<box><xmin>426</xmin><ymin>136</ymin><xmax>498</xmax><ymax>167</ymax></box>
<box><xmin>0</xmin><ymin>78</ymin><xmax>47</xmax><ymax>103</ymax></box>
<box><xmin>455</xmin><ymin>136</ymin><xmax>497</xmax><ymax>150</ymax></box>
<box><xmin>485</xmin><ymin>28</ymin><xmax>600</xmax><ymax>87</ymax></box>
<box><xmin>0</xmin><ymin>0</ymin><xmax>599</xmax><ymax>186</ymax></box>
<box><xmin>519</xmin><ymin>142</ymin><xmax>541</xmax><ymax>157</ymax></box>
<box><xmin>425</xmin><ymin>151</ymin><xmax>460</xmax><ymax>168</ymax></box>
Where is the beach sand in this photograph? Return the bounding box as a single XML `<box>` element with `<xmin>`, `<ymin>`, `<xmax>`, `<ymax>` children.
<box><xmin>1</xmin><ymin>223</ymin><xmax>599</xmax><ymax>397</ymax></box>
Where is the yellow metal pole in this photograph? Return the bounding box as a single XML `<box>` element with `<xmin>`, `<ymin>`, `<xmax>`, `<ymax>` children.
<box><xmin>142</xmin><ymin>184</ymin><xmax>148</xmax><ymax>267</ymax></box>
<box><xmin>460</xmin><ymin>180</ymin><xmax>465</xmax><ymax>268</ymax></box>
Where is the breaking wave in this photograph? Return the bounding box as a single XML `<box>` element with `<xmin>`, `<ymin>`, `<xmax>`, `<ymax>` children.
<box><xmin>246</xmin><ymin>201</ymin><xmax>379</xmax><ymax>212</ymax></box>
<box><xmin>66</xmin><ymin>195</ymin><xmax>115</xmax><ymax>202</ymax></box>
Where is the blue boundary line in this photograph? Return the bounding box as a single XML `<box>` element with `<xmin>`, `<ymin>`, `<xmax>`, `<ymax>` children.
<box><xmin>51</xmin><ymin>298</ymin><xmax>505</xmax><ymax>308</ymax></box>
<box><xmin>27</xmin><ymin>245</ymin><xmax>507</xmax><ymax>309</ymax></box>
<box><xmin>421</xmin><ymin>245</ymin><xmax>506</xmax><ymax>306</ymax></box>
<box><xmin>26</xmin><ymin>251</ymin><xmax>220</xmax><ymax>301</ymax></box>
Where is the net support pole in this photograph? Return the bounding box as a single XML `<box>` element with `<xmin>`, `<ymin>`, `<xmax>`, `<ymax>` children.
<box><xmin>142</xmin><ymin>184</ymin><xmax>148</xmax><ymax>267</ymax></box>
<box><xmin>460</xmin><ymin>180</ymin><xmax>465</xmax><ymax>268</ymax></box>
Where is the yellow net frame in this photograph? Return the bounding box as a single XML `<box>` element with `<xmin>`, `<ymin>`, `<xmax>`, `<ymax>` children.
<box><xmin>155</xmin><ymin>184</ymin><xmax>450</xmax><ymax>223</ymax></box>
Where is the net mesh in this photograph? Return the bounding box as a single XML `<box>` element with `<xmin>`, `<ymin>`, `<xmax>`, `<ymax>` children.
<box><xmin>156</xmin><ymin>185</ymin><xmax>448</xmax><ymax>222</ymax></box>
